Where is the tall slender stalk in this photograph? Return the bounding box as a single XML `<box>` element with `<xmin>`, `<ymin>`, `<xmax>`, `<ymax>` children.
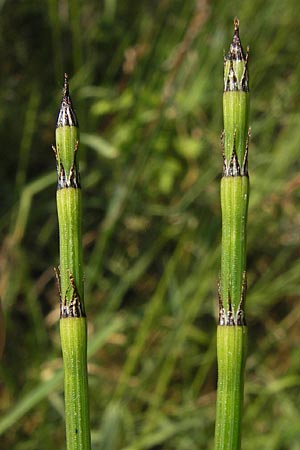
<box><xmin>214</xmin><ymin>19</ymin><xmax>250</xmax><ymax>450</ymax></box>
<box><xmin>53</xmin><ymin>74</ymin><xmax>91</xmax><ymax>450</ymax></box>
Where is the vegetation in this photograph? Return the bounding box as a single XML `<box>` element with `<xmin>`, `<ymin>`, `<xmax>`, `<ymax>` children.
<box><xmin>1</xmin><ymin>1</ymin><xmax>300</xmax><ymax>449</ymax></box>
<box><xmin>54</xmin><ymin>74</ymin><xmax>91</xmax><ymax>449</ymax></box>
<box><xmin>215</xmin><ymin>19</ymin><xmax>249</xmax><ymax>449</ymax></box>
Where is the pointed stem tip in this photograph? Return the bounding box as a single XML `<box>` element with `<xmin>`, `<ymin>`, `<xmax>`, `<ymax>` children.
<box><xmin>228</xmin><ymin>18</ymin><xmax>245</xmax><ymax>61</ymax></box>
<box><xmin>234</xmin><ymin>17</ymin><xmax>239</xmax><ymax>34</ymax></box>
<box><xmin>56</xmin><ymin>74</ymin><xmax>79</xmax><ymax>128</ymax></box>
<box><xmin>63</xmin><ymin>73</ymin><xmax>69</xmax><ymax>97</ymax></box>
<box><xmin>224</xmin><ymin>19</ymin><xmax>249</xmax><ymax>92</ymax></box>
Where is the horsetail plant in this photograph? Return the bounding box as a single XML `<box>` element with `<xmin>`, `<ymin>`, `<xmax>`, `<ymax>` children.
<box><xmin>53</xmin><ymin>74</ymin><xmax>91</xmax><ymax>450</ymax></box>
<box><xmin>214</xmin><ymin>19</ymin><xmax>250</xmax><ymax>450</ymax></box>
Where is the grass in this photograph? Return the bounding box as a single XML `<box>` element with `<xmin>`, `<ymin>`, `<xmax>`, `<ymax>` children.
<box><xmin>1</xmin><ymin>1</ymin><xmax>300</xmax><ymax>449</ymax></box>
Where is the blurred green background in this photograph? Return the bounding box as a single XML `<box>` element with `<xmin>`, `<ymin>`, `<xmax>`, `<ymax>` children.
<box><xmin>0</xmin><ymin>0</ymin><xmax>300</xmax><ymax>449</ymax></box>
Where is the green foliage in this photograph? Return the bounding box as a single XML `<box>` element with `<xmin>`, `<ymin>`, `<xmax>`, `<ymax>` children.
<box><xmin>1</xmin><ymin>1</ymin><xmax>300</xmax><ymax>449</ymax></box>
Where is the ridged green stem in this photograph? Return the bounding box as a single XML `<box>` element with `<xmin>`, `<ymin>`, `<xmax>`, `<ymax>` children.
<box><xmin>215</xmin><ymin>19</ymin><xmax>250</xmax><ymax>450</ymax></box>
<box><xmin>223</xmin><ymin>91</ymin><xmax>249</xmax><ymax>165</ymax></box>
<box><xmin>220</xmin><ymin>176</ymin><xmax>249</xmax><ymax>315</ymax></box>
<box><xmin>54</xmin><ymin>74</ymin><xmax>91</xmax><ymax>450</ymax></box>
<box><xmin>57</xmin><ymin>187</ymin><xmax>83</xmax><ymax>304</ymax></box>
<box><xmin>215</xmin><ymin>326</ymin><xmax>247</xmax><ymax>449</ymax></box>
<box><xmin>60</xmin><ymin>318</ymin><xmax>90</xmax><ymax>449</ymax></box>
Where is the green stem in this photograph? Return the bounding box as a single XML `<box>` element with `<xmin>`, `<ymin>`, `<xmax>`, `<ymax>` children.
<box><xmin>215</xmin><ymin>19</ymin><xmax>250</xmax><ymax>450</ymax></box>
<box><xmin>54</xmin><ymin>74</ymin><xmax>91</xmax><ymax>450</ymax></box>
<box><xmin>60</xmin><ymin>318</ymin><xmax>90</xmax><ymax>449</ymax></box>
<box><xmin>215</xmin><ymin>326</ymin><xmax>247</xmax><ymax>449</ymax></box>
<box><xmin>220</xmin><ymin>176</ymin><xmax>249</xmax><ymax>317</ymax></box>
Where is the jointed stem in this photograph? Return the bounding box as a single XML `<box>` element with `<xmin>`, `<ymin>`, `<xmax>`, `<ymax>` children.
<box><xmin>215</xmin><ymin>19</ymin><xmax>250</xmax><ymax>450</ymax></box>
<box><xmin>54</xmin><ymin>74</ymin><xmax>91</xmax><ymax>450</ymax></box>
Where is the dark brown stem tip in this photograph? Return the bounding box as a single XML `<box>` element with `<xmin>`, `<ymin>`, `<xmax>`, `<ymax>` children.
<box><xmin>234</xmin><ymin>17</ymin><xmax>239</xmax><ymax>34</ymax></box>
<box><xmin>226</xmin><ymin>17</ymin><xmax>246</xmax><ymax>62</ymax></box>
<box><xmin>63</xmin><ymin>73</ymin><xmax>69</xmax><ymax>97</ymax></box>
